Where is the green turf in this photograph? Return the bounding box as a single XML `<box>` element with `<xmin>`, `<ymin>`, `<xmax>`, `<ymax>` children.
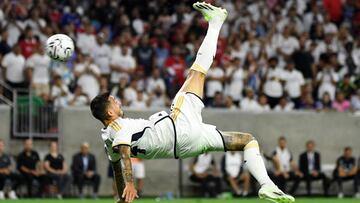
<box><xmin>2</xmin><ymin>198</ymin><xmax>359</xmax><ymax>203</ymax></box>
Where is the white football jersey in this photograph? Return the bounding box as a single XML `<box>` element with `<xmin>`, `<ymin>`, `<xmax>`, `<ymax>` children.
<box><xmin>101</xmin><ymin>111</ymin><xmax>175</xmax><ymax>161</ymax></box>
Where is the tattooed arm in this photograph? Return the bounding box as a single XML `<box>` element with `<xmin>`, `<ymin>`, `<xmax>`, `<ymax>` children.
<box><xmin>113</xmin><ymin>145</ymin><xmax>137</xmax><ymax>203</ymax></box>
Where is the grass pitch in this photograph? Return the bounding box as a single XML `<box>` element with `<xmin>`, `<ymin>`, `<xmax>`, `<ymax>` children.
<box><xmin>4</xmin><ymin>198</ymin><xmax>359</xmax><ymax>203</ymax></box>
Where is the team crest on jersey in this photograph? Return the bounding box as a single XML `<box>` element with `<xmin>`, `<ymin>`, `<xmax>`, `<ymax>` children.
<box><xmin>109</xmin><ymin>121</ymin><xmax>122</xmax><ymax>132</ymax></box>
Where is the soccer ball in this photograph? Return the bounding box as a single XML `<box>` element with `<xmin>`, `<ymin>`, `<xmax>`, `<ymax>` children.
<box><xmin>46</xmin><ymin>34</ymin><xmax>74</xmax><ymax>62</ymax></box>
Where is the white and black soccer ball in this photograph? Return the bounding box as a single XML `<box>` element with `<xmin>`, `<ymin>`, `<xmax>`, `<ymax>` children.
<box><xmin>46</xmin><ymin>34</ymin><xmax>74</xmax><ymax>62</ymax></box>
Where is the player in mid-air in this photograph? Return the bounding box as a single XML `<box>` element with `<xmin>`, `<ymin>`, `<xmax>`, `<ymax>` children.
<box><xmin>90</xmin><ymin>2</ymin><xmax>295</xmax><ymax>203</ymax></box>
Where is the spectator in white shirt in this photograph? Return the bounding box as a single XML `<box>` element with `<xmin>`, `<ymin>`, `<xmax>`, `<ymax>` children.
<box><xmin>149</xmin><ymin>86</ymin><xmax>170</xmax><ymax>108</ymax></box>
<box><xmin>283</xmin><ymin>61</ymin><xmax>305</xmax><ymax>109</ymax></box>
<box><xmin>68</xmin><ymin>86</ymin><xmax>90</xmax><ymax>106</ymax></box>
<box><xmin>316</xmin><ymin>64</ymin><xmax>339</xmax><ymax>100</ymax></box>
<box><xmin>224</xmin><ymin>96</ymin><xmax>237</xmax><ymax>110</ymax></box>
<box><xmin>225</xmin><ymin>58</ymin><xmax>246</xmax><ymax>105</ymax></box>
<box><xmin>76</xmin><ymin>22</ymin><xmax>96</xmax><ymax>55</ymax></box>
<box><xmin>124</xmin><ymin>79</ymin><xmax>138</xmax><ymax>105</ymax></box>
<box><xmin>240</xmin><ymin>88</ymin><xmax>260</xmax><ymax>112</ymax></box>
<box><xmin>147</xmin><ymin>68</ymin><xmax>166</xmax><ymax>95</ymax></box>
<box><xmin>323</xmin><ymin>13</ymin><xmax>338</xmax><ymax>35</ymax></box>
<box><xmin>24</xmin><ymin>8</ymin><xmax>46</xmax><ymax>38</ymax></box>
<box><xmin>206</xmin><ymin>62</ymin><xmax>224</xmax><ymax>104</ymax></box>
<box><xmin>26</xmin><ymin>45</ymin><xmax>51</xmax><ymax>97</ymax></box>
<box><xmin>74</xmin><ymin>53</ymin><xmax>101</xmax><ymax>100</ymax></box>
<box><xmin>274</xmin><ymin>97</ymin><xmax>294</xmax><ymax>112</ymax></box>
<box><xmin>258</xmin><ymin>94</ymin><xmax>271</xmax><ymax>112</ymax></box>
<box><xmin>276</xmin><ymin>26</ymin><xmax>299</xmax><ymax>63</ymax></box>
<box><xmin>130</xmin><ymin>91</ymin><xmax>149</xmax><ymax>109</ymax></box>
<box><xmin>221</xmin><ymin>152</ymin><xmax>250</xmax><ymax>197</ymax></box>
<box><xmin>272</xmin><ymin>137</ymin><xmax>303</xmax><ymax>194</ymax></box>
<box><xmin>2</xmin><ymin>11</ymin><xmax>25</xmax><ymax>47</ymax></box>
<box><xmin>263</xmin><ymin>57</ymin><xmax>284</xmax><ymax>108</ymax></box>
<box><xmin>92</xmin><ymin>33</ymin><xmax>111</xmax><ymax>77</ymax></box>
<box><xmin>51</xmin><ymin>75</ymin><xmax>70</xmax><ymax>107</ymax></box>
<box><xmin>1</xmin><ymin>44</ymin><xmax>27</xmax><ymax>90</ymax></box>
<box><xmin>110</xmin><ymin>45</ymin><xmax>136</xmax><ymax>87</ymax></box>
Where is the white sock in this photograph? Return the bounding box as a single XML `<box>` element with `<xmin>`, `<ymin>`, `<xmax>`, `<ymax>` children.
<box><xmin>191</xmin><ymin>20</ymin><xmax>223</xmax><ymax>75</ymax></box>
<box><xmin>244</xmin><ymin>140</ymin><xmax>274</xmax><ymax>187</ymax></box>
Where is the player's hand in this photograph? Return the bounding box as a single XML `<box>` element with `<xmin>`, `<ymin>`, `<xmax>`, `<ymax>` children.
<box><xmin>122</xmin><ymin>183</ymin><xmax>138</xmax><ymax>202</ymax></box>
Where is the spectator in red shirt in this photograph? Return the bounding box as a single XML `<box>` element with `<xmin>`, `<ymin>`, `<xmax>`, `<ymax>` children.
<box><xmin>323</xmin><ymin>0</ymin><xmax>343</xmax><ymax>24</ymax></box>
<box><xmin>164</xmin><ymin>46</ymin><xmax>186</xmax><ymax>97</ymax></box>
<box><xmin>18</xmin><ymin>26</ymin><xmax>39</xmax><ymax>58</ymax></box>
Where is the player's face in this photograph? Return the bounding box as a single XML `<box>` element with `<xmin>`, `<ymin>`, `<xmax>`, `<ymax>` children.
<box><xmin>108</xmin><ymin>95</ymin><xmax>123</xmax><ymax>118</ymax></box>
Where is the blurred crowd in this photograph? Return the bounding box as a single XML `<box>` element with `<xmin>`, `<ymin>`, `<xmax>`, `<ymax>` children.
<box><xmin>0</xmin><ymin>0</ymin><xmax>360</xmax><ymax>112</ymax></box>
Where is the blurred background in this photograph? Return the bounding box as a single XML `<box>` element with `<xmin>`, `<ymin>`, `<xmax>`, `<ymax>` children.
<box><xmin>0</xmin><ymin>0</ymin><xmax>359</xmax><ymax>201</ymax></box>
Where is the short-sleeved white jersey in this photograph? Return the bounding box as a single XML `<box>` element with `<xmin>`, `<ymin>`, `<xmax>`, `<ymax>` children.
<box><xmin>101</xmin><ymin>111</ymin><xmax>175</xmax><ymax>161</ymax></box>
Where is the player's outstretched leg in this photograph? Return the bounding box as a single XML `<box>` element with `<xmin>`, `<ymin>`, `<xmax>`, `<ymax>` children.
<box><xmin>222</xmin><ymin>132</ymin><xmax>295</xmax><ymax>203</ymax></box>
<box><xmin>177</xmin><ymin>2</ymin><xmax>228</xmax><ymax>98</ymax></box>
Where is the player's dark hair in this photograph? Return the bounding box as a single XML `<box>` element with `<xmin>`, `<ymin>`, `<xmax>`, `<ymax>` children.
<box><xmin>90</xmin><ymin>92</ymin><xmax>111</xmax><ymax>123</ymax></box>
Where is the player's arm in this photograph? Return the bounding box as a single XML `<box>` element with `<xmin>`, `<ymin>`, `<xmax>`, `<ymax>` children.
<box><xmin>113</xmin><ymin>145</ymin><xmax>137</xmax><ymax>203</ymax></box>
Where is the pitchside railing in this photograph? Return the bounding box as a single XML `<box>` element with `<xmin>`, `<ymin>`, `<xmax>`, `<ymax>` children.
<box><xmin>0</xmin><ymin>81</ymin><xmax>61</xmax><ymax>138</ymax></box>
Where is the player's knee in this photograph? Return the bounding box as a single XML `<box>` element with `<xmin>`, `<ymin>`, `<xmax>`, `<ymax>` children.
<box><xmin>242</xmin><ymin>133</ymin><xmax>255</xmax><ymax>145</ymax></box>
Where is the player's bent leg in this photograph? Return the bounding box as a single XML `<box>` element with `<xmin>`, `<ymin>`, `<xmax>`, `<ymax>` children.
<box><xmin>178</xmin><ymin>70</ymin><xmax>206</xmax><ymax>98</ymax></box>
<box><xmin>221</xmin><ymin>131</ymin><xmax>295</xmax><ymax>203</ymax></box>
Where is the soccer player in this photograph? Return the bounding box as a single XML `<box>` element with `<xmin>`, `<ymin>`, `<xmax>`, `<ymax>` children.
<box><xmin>90</xmin><ymin>2</ymin><xmax>295</xmax><ymax>203</ymax></box>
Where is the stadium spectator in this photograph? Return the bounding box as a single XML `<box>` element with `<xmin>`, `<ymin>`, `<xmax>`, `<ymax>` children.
<box><xmin>272</xmin><ymin>137</ymin><xmax>302</xmax><ymax>195</ymax></box>
<box><xmin>221</xmin><ymin>151</ymin><xmax>250</xmax><ymax>197</ymax></box>
<box><xmin>18</xmin><ymin>26</ymin><xmax>39</xmax><ymax>59</ymax></box>
<box><xmin>76</xmin><ymin>21</ymin><xmax>96</xmax><ymax>55</ymax></box>
<box><xmin>1</xmin><ymin>44</ymin><xmax>26</xmax><ymax>94</ymax></box>
<box><xmin>240</xmin><ymin>88</ymin><xmax>260</xmax><ymax>112</ymax></box>
<box><xmin>130</xmin><ymin>90</ymin><xmax>149</xmax><ymax>109</ymax></box>
<box><xmin>316</xmin><ymin>59</ymin><xmax>339</xmax><ymax>101</ymax></box>
<box><xmin>333</xmin><ymin>147</ymin><xmax>358</xmax><ymax>198</ymax></box>
<box><xmin>110</xmin><ymin>44</ymin><xmax>136</xmax><ymax>88</ymax></box>
<box><xmin>211</xmin><ymin>91</ymin><xmax>225</xmax><ymax>108</ymax></box>
<box><xmin>74</xmin><ymin>53</ymin><xmax>101</xmax><ymax>100</ymax></box>
<box><xmin>274</xmin><ymin>97</ymin><xmax>294</xmax><ymax>112</ymax></box>
<box><xmin>0</xmin><ymin>139</ymin><xmax>18</xmax><ymax>200</ymax></box>
<box><xmin>332</xmin><ymin>92</ymin><xmax>351</xmax><ymax>112</ymax></box>
<box><xmin>224</xmin><ymin>57</ymin><xmax>245</xmax><ymax>105</ymax></box>
<box><xmin>262</xmin><ymin>57</ymin><xmax>284</xmax><ymax>109</ymax></box>
<box><xmin>0</xmin><ymin>30</ymin><xmax>11</xmax><ymax>57</ymax></box>
<box><xmin>257</xmin><ymin>94</ymin><xmax>271</xmax><ymax>112</ymax></box>
<box><xmin>351</xmin><ymin>90</ymin><xmax>360</xmax><ymax>111</ymax></box>
<box><xmin>26</xmin><ymin>44</ymin><xmax>51</xmax><ymax>97</ymax></box>
<box><xmin>67</xmin><ymin>86</ymin><xmax>90</xmax><ymax>106</ymax></box>
<box><xmin>124</xmin><ymin>79</ymin><xmax>139</xmax><ymax>105</ymax></box>
<box><xmin>133</xmin><ymin>35</ymin><xmax>155</xmax><ymax>77</ymax></box>
<box><xmin>51</xmin><ymin>75</ymin><xmax>70</xmax><ymax>107</ymax></box>
<box><xmin>299</xmin><ymin>140</ymin><xmax>329</xmax><ymax>196</ymax></box>
<box><xmin>224</xmin><ymin>96</ymin><xmax>237</xmax><ymax>110</ymax></box>
<box><xmin>92</xmin><ymin>32</ymin><xmax>111</xmax><ymax>77</ymax></box>
<box><xmin>337</xmin><ymin>74</ymin><xmax>357</xmax><ymax>100</ymax></box>
<box><xmin>282</xmin><ymin>61</ymin><xmax>305</xmax><ymax>109</ymax></box>
<box><xmin>17</xmin><ymin>139</ymin><xmax>45</xmax><ymax>197</ymax></box>
<box><xmin>190</xmin><ymin>153</ymin><xmax>222</xmax><ymax>197</ymax></box>
<box><xmin>43</xmin><ymin>141</ymin><xmax>71</xmax><ymax>199</ymax></box>
<box><xmin>315</xmin><ymin>92</ymin><xmax>333</xmax><ymax>112</ymax></box>
<box><xmin>292</xmin><ymin>34</ymin><xmax>315</xmax><ymax>80</ymax></box>
<box><xmin>206</xmin><ymin>61</ymin><xmax>224</xmax><ymax>105</ymax></box>
<box><xmin>147</xmin><ymin>68</ymin><xmax>166</xmax><ymax>95</ymax></box>
<box><xmin>71</xmin><ymin>142</ymin><xmax>100</xmax><ymax>199</ymax></box>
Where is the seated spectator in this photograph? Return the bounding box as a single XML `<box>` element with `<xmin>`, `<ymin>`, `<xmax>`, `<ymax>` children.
<box><xmin>274</xmin><ymin>97</ymin><xmax>294</xmax><ymax>112</ymax></box>
<box><xmin>240</xmin><ymin>88</ymin><xmax>261</xmax><ymax>112</ymax></box>
<box><xmin>257</xmin><ymin>94</ymin><xmax>271</xmax><ymax>112</ymax></box>
<box><xmin>315</xmin><ymin>92</ymin><xmax>333</xmax><ymax>112</ymax></box>
<box><xmin>74</xmin><ymin>53</ymin><xmax>101</xmax><ymax>100</ymax></box>
<box><xmin>224</xmin><ymin>96</ymin><xmax>237</xmax><ymax>110</ymax></box>
<box><xmin>92</xmin><ymin>33</ymin><xmax>111</xmax><ymax>77</ymax></box>
<box><xmin>17</xmin><ymin>139</ymin><xmax>45</xmax><ymax>197</ymax></box>
<box><xmin>71</xmin><ymin>142</ymin><xmax>100</xmax><ymax>199</ymax></box>
<box><xmin>26</xmin><ymin>44</ymin><xmax>51</xmax><ymax>97</ymax></box>
<box><xmin>147</xmin><ymin>68</ymin><xmax>166</xmax><ymax>95</ymax></box>
<box><xmin>221</xmin><ymin>152</ymin><xmax>250</xmax><ymax>197</ymax></box>
<box><xmin>333</xmin><ymin>147</ymin><xmax>358</xmax><ymax>198</ymax></box>
<box><xmin>67</xmin><ymin>86</ymin><xmax>90</xmax><ymax>106</ymax></box>
<box><xmin>124</xmin><ymin>79</ymin><xmax>139</xmax><ymax>105</ymax></box>
<box><xmin>337</xmin><ymin>74</ymin><xmax>357</xmax><ymax>100</ymax></box>
<box><xmin>149</xmin><ymin>86</ymin><xmax>170</xmax><ymax>108</ymax></box>
<box><xmin>299</xmin><ymin>93</ymin><xmax>315</xmax><ymax>110</ymax></box>
<box><xmin>109</xmin><ymin>44</ymin><xmax>136</xmax><ymax>88</ymax></box>
<box><xmin>272</xmin><ymin>137</ymin><xmax>302</xmax><ymax>195</ymax></box>
<box><xmin>19</xmin><ymin>26</ymin><xmax>39</xmax><ymax>59</ymax></box>
<box><xmin>51</xmin><ymin>75</ymin><xmax>70</xmax><ymax>107</ymax></box>
<box><xmin>316</xmin><ymin>64</ymin><xmax>339</xmax><ymax>101</ymax></box>
<box><xmin>224</xmin><ymin>57</ymin><xmax>245</xmax><ymax>105</ymax></box>
<box><xmin>190</xmin><ymin>153</ymin><xmax>222</xmax><ymax>197</ymax></box>
<box><xmin>299</xmin><ymin>140</ymin><xmax>329</xmax><ymax>196</ymax></box>
<box><xmin>0</xmin><ymin>139</ymin><xmax>18</xmax><ymax>200</ymax></box>
<box><xmin>332</xmin><ymin>92</ymin><xmax>351</xmax><ymax>112</ymax></box>
<box><xmin>44</xmin><ymin>141</ymin><xmax>71</xmax><ymax>199</ymax></box>
<box><xmin>211</xmin><ymin>91</ymin><xmax>225</xmax><ymax>108</ymax></box>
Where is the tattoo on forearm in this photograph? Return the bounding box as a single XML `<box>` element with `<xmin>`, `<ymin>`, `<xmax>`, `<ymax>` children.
<box><xmin>222</xmin><ymin>131</ymin><xmax>253</xmax><ymax>151</ymax></box>
<box><xmin>120</xmin><ymin>146</ymin><xmax>134</xmax><ymax>183</ymax></box>
<box><xmin>112</xmin><ymin>160</ymin><xmax>125</xmax><ymax>199</ymax></box>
